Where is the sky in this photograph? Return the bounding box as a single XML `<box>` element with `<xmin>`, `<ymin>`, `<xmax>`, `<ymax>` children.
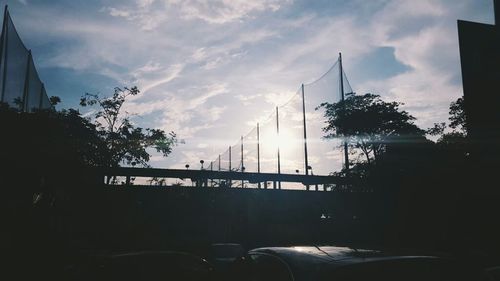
<box><xmin>1</xmin><ymin>0</ymin><xmax>495</xmax><ymax>175</ymax></box>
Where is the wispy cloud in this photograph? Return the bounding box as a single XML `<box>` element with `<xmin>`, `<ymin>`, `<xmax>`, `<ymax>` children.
<box><xmin>10</xmin><ymin>0</ymin><xmax>493</xmax><ymax>173</ymax></box>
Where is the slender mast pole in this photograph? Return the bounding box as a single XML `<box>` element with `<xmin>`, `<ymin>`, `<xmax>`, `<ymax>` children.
<box><xmin>339</xmin><ymin>53</ymin><xmax>349</xmax><ymax>171</ymax></box>
<box><xmin>229</xmin><ymin>146</ymin><xmax>231</xmax><ymax>171</ymax></box>
<box><xmin>210</xmin><ymin>161</ymin><xmax>213</xmax><ymax>187</ymax></box>
<box><xmin>257</xmin><ymin>123</ymin><xmax>260</xmax><ymax>173</ymax></box>
<box><xmin>218</xmin><ymin>154</ymin><xmax>221</xmax><ymax>187</ymax></box>
<box><xmin>276</xmin><ymin>106</ymin><xmax>281</xmax><ymax>189</ymax></box>
<box><xmin>301</xmin><ymin>83</ymin><xmax>309</xmax><ymax>176</ymax></box>
<box><xmin>257</xmin><ymin>122</ymin><xmax>261</xmax><ymax>189</ymax></box>
<box><xmin>22</xmin><ymin>50</ymin><xmax>31</xmax><ymax>112</ymax></box>
<box><xmin>228</xmin><ymin>146</ymin><xmax>232</xmax><ymax>188</ymax></box>
<box><xmin>241</xmin><ymin>135</ymin><xmax>244</xmax><ymax>188</ymax></box>
<box><xmin>302</xmin><ymin>84</ymin><xmax>311</xmax><ymax>191</ymax></box>
<box><xmin>1</xmin><ymin>6</ymin><xmax>9</xmax><ymax>103</ymax></box>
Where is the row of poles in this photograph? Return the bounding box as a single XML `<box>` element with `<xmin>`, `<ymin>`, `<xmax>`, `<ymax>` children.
<box><xmin>208</xmin><ymin>53</ymin><xmax>350</xmax><ymax>190</ymax></box>
<box><xmin>0</xmin><ymin>5</ymin><xmax>50</xmax><ymax>112</ymax></box>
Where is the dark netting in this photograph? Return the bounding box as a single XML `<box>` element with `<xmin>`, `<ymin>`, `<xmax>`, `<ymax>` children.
<box><xmin>40</xmin><ymin>86</ymin><xmax>51</xmax><ymax>109</ymax></box>
<box><xmin>257</xmin><ymin>110</ymin><xmax>278</xmax><ymax>174</ymax></box>
<box><xmin>0</xmin><ymin>16</ymin><xmax>5</xmax><ymax>103</ymax></box>
<box><xmin>1</xmin><ymin>13</ymin><xmax>29</xmax><ymax>108</ymax></box>
<box><xmin>219</xmin><ymin>147</ymin><xmax>230</xmax><ymax>171</ymax></box>
<box><xmin>278</xmin><ymin>88</ymin><xmax>305</xmax><ymax>175</ymax></box>
<box><xmin>0</xmin><ymin>10</ymin><xmax>51</xmax><ymax>111</ymax></box>
<box><xmin>303</xmin><ymin>58</ymin><xmax>353</xmax><ymax>175</ymax></box>
<box><xmin>230</xmin><ymin>139</ymin><xmax>242</xmax><ymax>172</ymax></box>
<box><xmin>212</xmin><ymin>55</ymin><xmax>354</xmax><ymax>181</ymax></box>
<box><xmin>25</xmin><ymin>55</ymin><xmax>42</xmax><ymax>112</ymax></box>
<box><xmin>242</xmin><ymin>126</ymin><xmax>258</xmax><ymax>173</ymax></box>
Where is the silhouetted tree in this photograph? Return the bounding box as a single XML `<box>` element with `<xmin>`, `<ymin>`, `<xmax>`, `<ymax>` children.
<box><xmin>449</xmin><ymin>96</ymin><xmax>467</xmax><ymax>134</ymax></box>
<box><xmin>319</xmin><ymin>93</ymin><xmax>425</xmax><ymax>165</ymax></box>
<box><xmin>427</xmin><ymin>96</ymin><xmax>468</xmax><ymax>145</ymax></box>
<box><xmin>80</xmin><ymin>86</ymin><xmax>177</xmax><ymax>167</ymax></box>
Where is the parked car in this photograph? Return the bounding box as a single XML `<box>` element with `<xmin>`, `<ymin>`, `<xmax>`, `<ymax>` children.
<box><xmin>65</xmin><ymin>251</ymin><xmax>215</xmax><ymax>281</ymax></box>
<box><xmin>227</xmin><ymin>246</ymin><xmax>485</xmax><ymax>281</ymax></box>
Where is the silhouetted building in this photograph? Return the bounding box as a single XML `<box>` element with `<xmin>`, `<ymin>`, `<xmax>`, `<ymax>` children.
<box><xmin>458</xmin><ymin>0</ymin><xmax>500</xmax><ymax>165</ymax></box>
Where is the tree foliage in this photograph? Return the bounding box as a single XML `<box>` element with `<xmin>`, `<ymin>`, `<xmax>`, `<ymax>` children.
<box><xmin>448</xmin><ymin>96</ymin><xmax>467</xmax><ymax>134</ymax></box>
<box><xmin>80</xmin><ymin>86</ymin><xmax>177</xmax><ymax>168</ymax></box>
<box><xmin>319</xmin><ymin>93</ymin><xmax>425</xmax><ymax>164</ymax></box>
<box><xmin>427</xmin><ymin>96</ymin><xmax>468</xmax><ymax>144</ymax></box>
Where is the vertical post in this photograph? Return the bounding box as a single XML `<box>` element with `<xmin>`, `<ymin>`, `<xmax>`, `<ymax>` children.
<box><xmin>495</xmin><ymin>0</ymin><xmax>500</xmax><ymax>25</ymax></box>
<box><xmin>22</xmin><ymin>50</ymin><xmax>31</xmax><ymax>112</ymax></box>
<box><xmin>339</xmin><ymin>53</ymin><xmax>349</xmax><ymax>171</ymax></box>
<box><xmin>241</xmin><ymin>135</ymin><xmax>244</xmax><ymax>188</ymax></box>
<box><xmin>0</xmin><ymin>6</ymin><xmax>5</xmax><ymax>74</ymax></box>
<box><xmin>276</xmin><ymin>106</ymin><xmax>281</xmax><ymax>189</ymax></box>
<box><xmin>302</xmin><ymin>83</ymin><xmax>311</xmax><ymax>191</ymax></box>
<box><xmin>301</xmin><ymin>83</ymin><xmax>309</xmax><ymax>176</ymax></box>
<box><xmin>210</xmin><ymin>161</ymin><xmax>213</xmax><ymax>187</ymax></box>
<box><xmin>241</xmin><ymin>136</ymin><xmax>244</xmax><ymax>171</ymax></box>
<box><xmin>229</xmin><ymin>146</ymin><xmax>232</xmax><ymax>171</ymax></box>
<box><xmin>257</xmin><ymin>122</ymin><xmax>261</xmax><ymax>188</ymax></box>
<box><xmin>228</xmin><ymin>146</ymin><xmax>232</xmax><ymax>188</ymax></box>
<box><xmin>218</xmin><ymin>154</ymin><xmax>221</xmax><ymax>187</ymax></box>
<box><xmin>1</xmin><ymin>6</ymin><xmax>9</xmax><ymax>103</ymax></box>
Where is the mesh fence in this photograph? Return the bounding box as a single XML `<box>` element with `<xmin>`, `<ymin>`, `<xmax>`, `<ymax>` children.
<box><xmin>0</xmin><ymin>9</ymin><xmax>51</xmax><ymax>112</ymax></box>
<box><xmin>219</xmin><ymin>147</ymin><xmax>230</xmax><ymax>171</ymax></box>
<box><xmin>230</xmin><ymin>139</ymin><xmax>242</xmax><ymax>172</ymax></box>
<box><xmin>257</xmin><ymin>110</ymin><xmax>278</xmax><ymax>174</ymax></box>
<box><xmin>242</xmin><ymin>126</ymin><xmax>258</xmax><ymax>173</ymax></box>
<box><xmin>303</xmin><ymin>60</ymin><xmax>353</xmax><ymax>176</ymax></box>
<box><xmin>278</xmin><ymin>88</ymin><xmax>305</xmax><ymax>175</ymax></box>
<box><xmin>210</xmin><ymin>55</ymin><xmax>355</xmax><ymax>182</ymax></box>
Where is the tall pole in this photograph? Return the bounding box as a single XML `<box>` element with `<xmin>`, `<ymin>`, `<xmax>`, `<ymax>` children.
<box><xmin>257</xmin><ymin>123</ymin><xmax>261</xmax><ymax>173</ymax></box>
<box><xmin>218</xmin><ymin>154</ymin><xmax>221</xmax><ymax>187</ymax></box>
<box><xmin>1</xmin><ymin>6</ymin><xmax>9</xmax><ymax>103</ymax></box>
<box><xmin>241</xmin><ymin>135</ymin><xmax>244</xmax><ymax>188</ymax></box>
<box><xmin>257</xmin><ymin>122</ymin><xmax>261</xmax><ymax>189</ymax></box>
<box><xmin>229</xmin><ymin>146</ymin><xmax>232</xmax><ymax>171</ymax></box>
<box><xmin>210</xmin><ymin>161</ymin><xmax>213</xmax><ymax>187</ymax></box>
<box><xmin>301</xmin><ymin>83</ymin><xmax>311</xmax><ymax>191</ymax></box>
<box><xmin>339</xmin><ymin>53</ymin><xmax>349</xmax><ymax>171</ymax></box>
<box><xmin>22</xmin><ymin>50</ymin><xmax>31</xmax><ymax>112</ymax></box>
<box><xmin>495</xmin><ymin>0</ymin><xmax>500</xmax><ymax>25</ymax></box>
<box><xmin>301</xmin><ymin>84</ymin><xmax>309</xmax><ymax>176</ymax></box>
<box><xmin>228</xmin><ymin>146</ymin><xmax>232</xmax><ymax>188</ymax></box>
<box><xmin>276</xmin><ymin>106</ymin><xmax>281</xmax><ymax>189</ymax></box>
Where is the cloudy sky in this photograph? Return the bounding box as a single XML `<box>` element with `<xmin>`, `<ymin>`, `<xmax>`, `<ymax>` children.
<box><xmin>1</xmin><ymin>0</ymin><xmax>494</xmax><ymax>174</ymax></box>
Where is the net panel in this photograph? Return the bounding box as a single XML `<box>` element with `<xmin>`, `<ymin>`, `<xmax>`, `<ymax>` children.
<box><xmin>40</xmin><ymin>86</ymin><xmax>51</xmax><ymax>109</ymax></box>
<box><xmin>1</xmin><ymin>13</ymin><xmax>29</xmax><ymax>109</ymax></box>
<box><xmin>26</xmin><ymin>55</ymin><xmax>42</xmax><ymax>112</ymax></box>
<box><xmin>230</xmin><ymin>139</ymin><xmax>242</xmax><ymax>172</ymax></box>
<box><xmin>277</xmin><ymin>88</ymin><xmax>305</xmax><ymax>175</ymax></box>
<box><xmin>0</xmin><ymin>11</ymin><xmax>52</xmax><ymax>111</ymax></box>
<box><xmin>219</xmin><ymin>147</ymin><xmax>230</xmax><ymax>171</ymax></box>
<box><xmin>303</xmin><ymin>59</ymin><xmax>353</xmax><ymax>175</ymax></box>
<box><xmin>211</xmin><ymin>56</ymin><xmax>354</xmax><ymax>180</ymax></box>
<box><xmin>257</xmin><ymin>110</ymin><xmax>278</xmax><ymax>174</ymax></box>
<box><xmin>242</xmin><ymin>126</ymin><xmax>258</xmax><ymax>173</ymax></box>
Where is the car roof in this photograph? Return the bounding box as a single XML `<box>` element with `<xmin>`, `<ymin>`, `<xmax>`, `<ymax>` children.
<box><xmin>248</xmin><ymin>246</ymin><xmax>439</xmax><ymax>278</ymax></box>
